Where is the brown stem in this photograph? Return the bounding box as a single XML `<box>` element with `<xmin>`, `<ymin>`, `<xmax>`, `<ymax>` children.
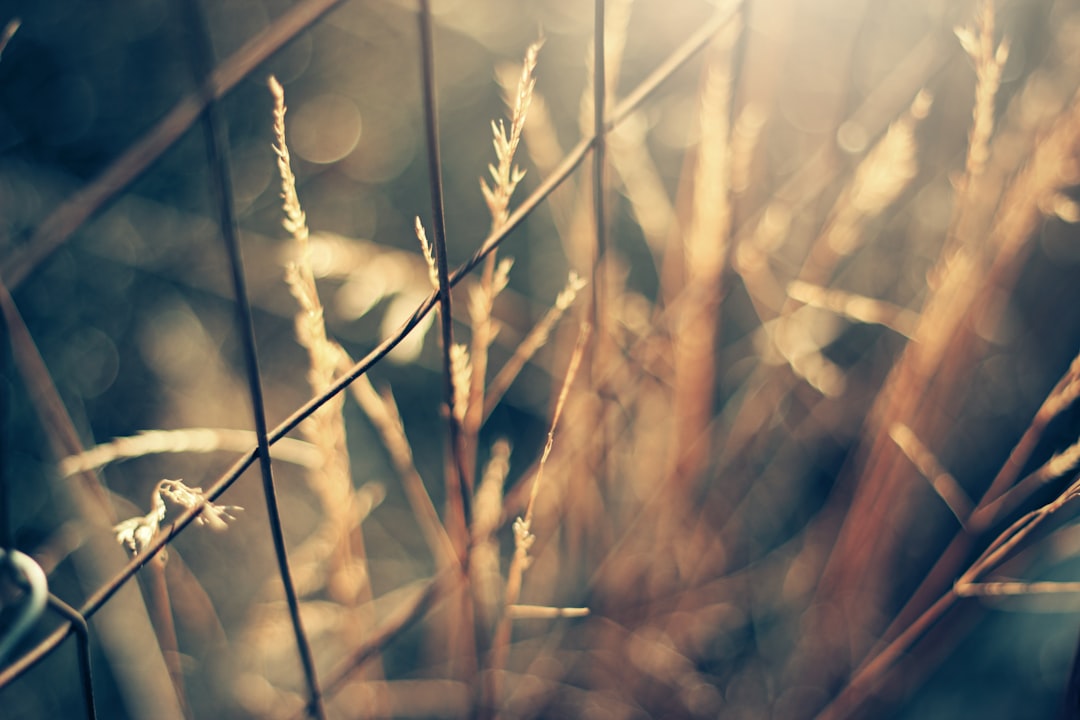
<box><xmin>145</xmin><ymin>555</ymin><xmax>189</xmax><ymax>719</ymax></box>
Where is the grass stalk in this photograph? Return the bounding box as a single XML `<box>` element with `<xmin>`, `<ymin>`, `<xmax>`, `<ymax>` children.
<box><xmin>467</xmin><ymin>39</ymin><xmax>542</xmax><ymax>484</ymax></box>
<box><xmin>58</xmin><ymin>429</ymin><xmax>322</xmax><ymax>477</ymax></box>
<box><xmin>487</xmin><ymin>323</ymin><xmax>590</xmax><ymax>715</ymax></box>
<box><xmin>144</xmin><ymin>554</ymin><xmax>189</xmax><ymax>719</ymax></box>
<box><xmin>13</xmin><ymin>0</ymin><xmax>1080</xmax><ymax>716</ymax></box>
<box><xmin>591</xmin><ymin>0</ymin><xmax>608</xmax><ymax>332</ymax></box>
<box><xmin>273</xmin><ymin>74</ymin><xmax>373</xmax><ymax>609</ymax></box>
<box><xmin>0</xmin><ymin>10</ymin><xmax>814</xmax><ymax>713</ymax></box>
<box><xmin>804</xmin><ymin>3</ymin><xmax>1010</xmax><ymax>688</ymax></box>
<box><xmin>345</xmin><ymin>375</ymin><xmax>456</xmax><ymax>567</ymax></box>
<box><xmin>667</xmin><ymin>18</ymin><xmax>737</xmax><ymax>494</ymax></box>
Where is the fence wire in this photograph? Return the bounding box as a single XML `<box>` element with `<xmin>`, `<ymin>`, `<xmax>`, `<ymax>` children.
<box><xmin>0</xmin><ymin>1</ymin><xmax>741</xmax><ymax>717</ymax></box>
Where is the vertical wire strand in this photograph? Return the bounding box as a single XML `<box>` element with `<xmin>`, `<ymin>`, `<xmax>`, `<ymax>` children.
<box><xmin>593</xmin><ymin>0</ymin><xmax>607</xmax><ymax>291</ymax></box>
<box><xmin>587</xmin><ymin>0</ymin><xmax>608</xmax><ymax>350</ymax></box>
<box><xmin>591</xmin><ymin>0</ymin><xmax>612</xmax><ymax>496</ymax></box>
<box><xmin>418</xmin><ymin>0</ymin><xmax>472</xmax><ymax>532</ymax></box>
<box><xmin>179</xmin><ymin>1</ymin><xmax>325</xmax><ymax>717</ymax></box>
<box><xmin>47</xmin><ymin>594</ymin><xmax>97</xmax><ymax>720</ymax></box>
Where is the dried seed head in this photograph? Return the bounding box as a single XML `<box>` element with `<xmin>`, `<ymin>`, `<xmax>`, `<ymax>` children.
<box><xmin>113</xmin><ymin>479</ymin><xmax>241</xmax><ymax>557</ymax></box>
<box><xmin>157</xmin><ymin>479</ymin><xmax>242</xmax><ymax>532</ymax></box>
<box><xmin>450</xmin><ymin>344</ymin><xmax>472</xmax><ymax>425</ymax></box>
<box><xmin>415</xmin><ymin>216</ymin><xmax>439</xmax><ymax>291</ymax></box>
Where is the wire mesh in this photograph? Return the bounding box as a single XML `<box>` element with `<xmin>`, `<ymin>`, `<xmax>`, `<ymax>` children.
<box><xmin>0</xmin><ymin>1</ymin><xmax>740</xmax><ymax>717</ymax></box>
<box><xmin>3</xmin><ymin>0</ymin><xmax>1080</xmax><ymax>719</ymax></box>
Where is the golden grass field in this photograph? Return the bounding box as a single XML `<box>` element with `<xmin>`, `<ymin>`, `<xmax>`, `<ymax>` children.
<box><xmin>1</xmin><ymin>0</ymin><xmax>1080</xmax><ymax>718</ymax></box>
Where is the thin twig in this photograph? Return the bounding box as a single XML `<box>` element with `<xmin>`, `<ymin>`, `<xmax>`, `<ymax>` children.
<box><xmin>819</xmin><ymin>474</ymin><xmax>1080</xmax><ymax>720</ymax></box>
<box><xmin>974</xmin><ymin>436</ymin><xmax>1080</xmax><ymax>530</ymax></box>
<box><xmin>482</xmin><ymin>273</ymin><xmax>586</xmax><ymax>420</ymax></box>
<box><xmin>975</xmin><ymin>350</ymin><xmax>1080</xmax><ymax>521</ymax></box>
<box><xmin>345</xmin><ymin>371</ymin><xmax>456</xmax><ymax>568</ymax></box>
<box><xmin>505</xmin><ymin>605</ymin><xmax>590</xmax><ymax>619</ymax></box>
<box><xmin>523</xmin><ymin>324</ymin><xmax>591</xmax><ymax>529</ymax></box>
<box><xmin>586</xmin><ymin>0</ymin><xmax>612</xmax><ymax>562</ymax></box>
<box><xmin>889</xmin><ymin>423</ymin><xmax>974</xmax><ymax>527</ymax></box>
<box><xmin>875</xmin><ymin>357</ymin><xmax>1080</xmax><ymax>653</ymax></box>
<box><xmin>956</xmin><ymin>580</ymin><xmax>1080</xmax><ymax>597</ymax></box>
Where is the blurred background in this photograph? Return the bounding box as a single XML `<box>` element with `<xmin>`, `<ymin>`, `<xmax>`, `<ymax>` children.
<box><xmin>1</xmin><ymin>0</ymin><xmax>1080</xmax><ymax>718</ymax></box>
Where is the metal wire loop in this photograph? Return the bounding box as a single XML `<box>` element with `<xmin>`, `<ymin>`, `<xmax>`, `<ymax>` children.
<box><xmin>0</xmin><ymin>549</ymin><xmax>48</xmax><ymax>666</ymax></box>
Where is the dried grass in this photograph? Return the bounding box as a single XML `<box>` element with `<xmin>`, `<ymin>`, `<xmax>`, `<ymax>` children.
<box><xmin>7</xmin><ymin>2</ymin><xmax>1080</xmax><ymax>719</ymax></box>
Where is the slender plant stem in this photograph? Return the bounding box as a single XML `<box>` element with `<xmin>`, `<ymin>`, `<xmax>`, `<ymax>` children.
<box><xmin>416</xmin><ymin>4</ymin><xmax>480</xmax><ymax>710</ymax></box>
<box><xmin>145</xmin><ymin>556</ymin><xmax>189</xmax><ymax>718</ymax></box>
<box><xmin>875</xmin><ymin>356</ymin><xmax>1080</xmax><ymax>647</ymax></box>
<box><xmin>587</xmin><ymin>0</ymin><xmax>613</xmax><ymax>522</ymax></box>
<box><xmin>214</xmin><ymin>126</ymin><xmax>327</xmax><ymax>720</ymax></box>
<box><xmin>815</xmin><ymin>591</ymin><xmax>959</xmax><ymax>720</ymax></box>
<box><xmin>820</xmin><ymin>482</ymin><xmax>1080</xmax><ymax>719</ymax></box>
<box><xmin>0</xmin><ymin>283</ymin><xmax>113</xmax><ymax>518</ymax></box>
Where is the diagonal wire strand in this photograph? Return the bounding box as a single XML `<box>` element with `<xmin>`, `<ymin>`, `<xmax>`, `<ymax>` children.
<box><xmin>0</xmin><ymin>0</ymin><xmax>351</xmax><ymax>291</ymax></box>
<box><xmin>0</xmin><ymin>1</ymin><xmax>742</xmax><ymax>692</ymax></box>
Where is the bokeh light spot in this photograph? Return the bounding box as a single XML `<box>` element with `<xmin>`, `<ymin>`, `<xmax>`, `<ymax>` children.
<box><xmin>290</xmin><ymin>94</ymin><xmax>363</xmax><ymax>165</ymax></box>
